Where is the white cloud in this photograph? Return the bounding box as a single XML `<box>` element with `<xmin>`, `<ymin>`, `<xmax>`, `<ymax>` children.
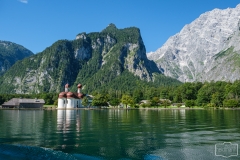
<box><xmin>19</xmin><ymin>0</ymin><xmax>28</xmax><ymax>4</ymax></box>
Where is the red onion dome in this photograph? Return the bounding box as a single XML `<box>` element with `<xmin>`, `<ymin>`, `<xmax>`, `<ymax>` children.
<box><xmin>65</xmin><ymin>83</ymin><xmax>69</xmax><ymax>88</ymax></box>
<box><xmin>59</xmin><ymin>92</ymin><xmax>67</xmax><ymax>98</ymax></box>
<box><xmin>78</xmin><ymin>93</ymin><xmax>84</xmax><ymax>98</ymax></box>
<box><xmin>77</xmin><ymin>84</ymin><xmax>82</xmax><ymax>88</ymax></box>
<box><xmin>67</xmin><ymin>92</ymin><xmax>74</xmax><ymax>98</ymax></box>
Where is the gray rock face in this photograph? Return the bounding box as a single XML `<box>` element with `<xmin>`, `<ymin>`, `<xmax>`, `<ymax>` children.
<box><xmin>121</xmin><ymin>41</ymin><xmax>161</xmax><ymax>81</ymax></box>
<box><xmin>204</xmin><ymin>21</ymin><xmax>240</xmax><ymax>82</ymax></box>
<box><xmin>148</xmin><ymin>4</ymin><xmax>240</xmax><ymax>82</ymax></box>
<box><xmin>74</xmin><ymin>47</ymin><xmax>91</xmax><ymax>60</ymax></box>
<box><xmin>76</xmin><ymin>33</ymin><xmax>87</xmax><ymax>40</ymax></box>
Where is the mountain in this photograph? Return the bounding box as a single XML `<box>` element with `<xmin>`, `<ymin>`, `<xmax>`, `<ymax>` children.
<box><xmin>0</xmin><ymin>41</ymin><xmax>33</xmax><ymax>75</ymax></box>
<box><xmin>147</xmin><ymin>4</ymin><xmax>240</xmax><ymax>82</ymax></box>
<box><xmin>204</xmin><ymin>21</ymin><xmax>240</xmax><ymax>81</ymax></box>
<box><xmin>0</xmin><ymin>24</ymin><xmax>180</xmax><ymax>94</ymax></box>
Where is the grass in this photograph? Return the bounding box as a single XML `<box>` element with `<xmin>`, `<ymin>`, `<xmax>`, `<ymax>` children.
<box><xmin>43</xmin><ymin>105</ymin><xmax>57</xmax><ymax>108</ymax></box>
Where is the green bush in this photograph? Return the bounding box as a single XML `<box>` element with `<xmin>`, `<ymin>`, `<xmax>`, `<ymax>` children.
<box><xmin>223</xmin><ymin>99</ymin><xmax>239</xmax><ymax>108</ymax></box>
<box><xmin>185</xmin><ymin>100</ymin><xmax>195</xmax><ymax>108</ymax></box>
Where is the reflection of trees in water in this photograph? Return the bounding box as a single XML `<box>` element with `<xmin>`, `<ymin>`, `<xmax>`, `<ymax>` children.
<box><xmin>78</xmin><ymin>109</ymin><xmax>167</xmax><ymax>159</ymax></box>
<box><xmin>53</xmin><ymin>109</ymin><xmax>240</xmax><ymax>159</ymax></box>
<box><xmin>1</xmin><ymin>109</ymin><xmax>239</xmax><ymax>159</ymax></box>
<box><xmin>0</xmin><ymin>110</ymin><xmax>44</xmax><ymax>146</ymax></box>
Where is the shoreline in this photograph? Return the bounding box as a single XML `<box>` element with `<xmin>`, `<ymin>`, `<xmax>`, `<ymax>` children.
<box><xmin>1</xmin><ymin>107</ymin><xmax>240</xmax><ymax>110</ymax></box>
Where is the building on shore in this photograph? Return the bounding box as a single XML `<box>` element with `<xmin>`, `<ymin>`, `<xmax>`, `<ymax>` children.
<box><xmin>58</xmin><ymin>84</ymin><xmax>85</xmax><ymax>109</ymax></box>
<box><xmin>2</xmin><ymin>98</ymin><xmax>45</xmax><ymax>109</ymax></box>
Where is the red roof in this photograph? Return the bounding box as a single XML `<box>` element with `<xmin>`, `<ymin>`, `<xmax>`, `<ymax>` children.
<box><xmin>59</xmin><ymin>92</ymin><xmax>67</xmax><ymax>98</ymax></box>
<box><xmin>77</xmin><ymin>84</ymin><xmax>82</xmax><ymax>88</ymax></box>
<box><xmin>59</xmin><ymin>92</ymin><xmax>85</xmax><ymax>99</ymax></box>
<box><xmin>58</xmin><ymin>83</ymin><xmax>85</xmax><ymax>99</ymax></box>
<box><xmin>67</xmin><ymin>92</ymin><xmax>74</xmax><ymax>98</ymax></box>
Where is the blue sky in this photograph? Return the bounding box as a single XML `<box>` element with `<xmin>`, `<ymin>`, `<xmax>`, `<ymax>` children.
<box><xmin>1</xmin><ymin>0</ymin><xmax>240</xmax><ymax>54</ymax></box>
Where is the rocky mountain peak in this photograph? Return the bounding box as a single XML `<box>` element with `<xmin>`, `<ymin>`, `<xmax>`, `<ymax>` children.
<box><xmin>76</xmin><ymin>32</ymin><xmax>87</xmax><ymax>40</ymax></box>
<box><xmin>148</xmin><ymin>4</ymin><xmax>240</xmax><ymax>82</ymax></box>
<box><xmin>107</xmin><ymin>23</ymin><xmax>117</xmax><ymax>29</ymax></box>
<box><xmin>102</xmin><ymin>23</ymin><xmax>118</xmax><ymax>34</ymax></box>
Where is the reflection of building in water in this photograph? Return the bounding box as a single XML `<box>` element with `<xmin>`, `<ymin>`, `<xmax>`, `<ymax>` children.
<box><xmin>57</xmin><ymin>110</ymin><xmax>81</xmax><ymax>131</ymax></box>
<box><xmin>58</xmin><ymin>84</ymin><xmax>85</xmax><ymax>109</ymax></box>
<box><xmin>179</xmin><ymin>109</ymin><xmax>186</xmax><ymax>119</ymax></box>
<box><xmin>57</xmin><ymin>110</ymin><xmax>81</xmax><ymax>149</ymax></box>
<box><xmin>171</xmin><ymin>109</ymin><xmax>186</xmax><ymax>119</ymax></box>
<box><xmin>57</xmin><ymin>109</ymin><xmax>65</xmax><ymax>125</ymax></box>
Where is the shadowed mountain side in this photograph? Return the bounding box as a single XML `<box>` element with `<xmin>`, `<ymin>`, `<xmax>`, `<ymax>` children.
<box><xmin>0</xmin><ymin>41</ymin><xmax>33</xmax><ymax>75</ymax></box>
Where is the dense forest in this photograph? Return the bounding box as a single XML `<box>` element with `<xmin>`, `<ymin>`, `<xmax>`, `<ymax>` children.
<box><xmin>90</xmin><ymin>80</ymin><xmax>240</xmax><ymax>108</ymax></box>
<box><xmin>0</xmin><ymin>41</ymin><xmax>33</xmax><ymax>75</ymax></box>
<box><xmin>1</xmin><ymin>80</ymin><xmax>240</xmax><ymax>108</ymax></box>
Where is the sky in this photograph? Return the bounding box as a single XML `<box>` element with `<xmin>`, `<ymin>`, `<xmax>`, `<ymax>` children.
<box><xmin>1</xmin><ymin>0</ymin><xmax>240</xmax><ymax>54</ymax></box>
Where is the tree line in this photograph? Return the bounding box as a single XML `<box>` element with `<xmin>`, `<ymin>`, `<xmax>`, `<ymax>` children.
<box><xmin>91</xmin><ymin>80</ymin><xmax>240</xmax><ymax>108</ymax></box>
<box><xmin>1</xmin><ymin>80</ymin><xmax>240</xmax><ymax>108</ymax></box>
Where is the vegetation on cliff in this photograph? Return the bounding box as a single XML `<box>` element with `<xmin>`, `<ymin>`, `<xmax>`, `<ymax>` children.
<box><xmin>0</xmin><ymin>24</ymin><xmax>180</xmax><ymax>94</ymax></box>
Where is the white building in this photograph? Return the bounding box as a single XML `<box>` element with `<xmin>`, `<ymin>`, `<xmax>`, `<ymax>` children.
<box><xmin>58</xmin><ymin>84</ymin><xmax>84</xmax><ymax>109</ymax></box>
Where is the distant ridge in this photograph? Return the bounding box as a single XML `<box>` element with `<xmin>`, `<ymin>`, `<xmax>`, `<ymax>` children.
<box><xmin>0</xmin><ymin>40</ymin><xmax>33</xmax><ymax>75</ymax></box>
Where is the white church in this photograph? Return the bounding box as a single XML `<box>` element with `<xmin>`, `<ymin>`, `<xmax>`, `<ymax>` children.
<box><xmin>58</xmin><ymin>83</ymin><xmax>85</xmax><ymax>109</ymax></box>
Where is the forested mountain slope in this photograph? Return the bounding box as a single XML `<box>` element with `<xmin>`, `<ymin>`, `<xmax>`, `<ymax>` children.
<box><xmin>0</xmin><ymin>41</ymin><xmax>33</xmax><ymax>75</ymax></box>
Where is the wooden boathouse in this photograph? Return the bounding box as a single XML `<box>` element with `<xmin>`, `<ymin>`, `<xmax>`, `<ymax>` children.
<box><xmin>2</xmin><ymin>98</ymin><xmax>45</xmax><ymax>109</ymax></box>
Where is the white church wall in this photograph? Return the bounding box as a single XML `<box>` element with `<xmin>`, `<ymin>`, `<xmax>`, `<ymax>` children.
<box><xmin>58</xmin><ymin>98</ymin><xmax>66</xmax><ymax>108</ymax></box>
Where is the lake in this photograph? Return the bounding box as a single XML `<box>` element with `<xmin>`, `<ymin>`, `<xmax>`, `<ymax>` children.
<box><xmin>0</xmin><ymin>109</ymin><xmax>239</xmax><ymax>160</ymax></box>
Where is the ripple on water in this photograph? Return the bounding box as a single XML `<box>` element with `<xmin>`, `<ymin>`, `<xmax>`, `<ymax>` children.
<box><xmin>0</xmin><ymin>144</ymin><xmax>76</xmax><ymax>160</ymax></box>
<box><xmin>147</xmin><ymin>145</ymin><xmax>239</xmax><ymax>160</ymax></box>
<box><xmin>0</xmin><ymin>144</ymin><xmax>104</xmax><ymax>160</ymax></box>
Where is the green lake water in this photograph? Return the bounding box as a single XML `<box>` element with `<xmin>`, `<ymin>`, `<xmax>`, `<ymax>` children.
<box><xmin>0</xmin><ymin>109</ymin><xmax>240</xmax><ymax>160</ymax></box>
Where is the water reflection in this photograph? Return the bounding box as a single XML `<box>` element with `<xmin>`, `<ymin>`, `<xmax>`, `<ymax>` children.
<box><xmin>56</xmin><ymin>110</ymin><xmax>80</xmax><ymax>150</ymax></box>
<box><xmin>57</xmin><ymin>110</ymin><xmax>76</xmax><ymax>132</ymax></box>
<box><xmin>0</xmin><ymin>110</ymin><xmax>44</xmax><ymax>145</ymax></box>
<box><xmin>0</xmin><ymin>109</ymin><xmax>240</xmax><ymax>159</ymax></box>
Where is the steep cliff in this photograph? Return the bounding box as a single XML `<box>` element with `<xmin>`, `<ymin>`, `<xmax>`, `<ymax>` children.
<box><xmin>204</xmin><ymin>21</ymin><xmax>240</xmax><ymax>81</ymax></box>
<box><xmin>148</xmin><ymin>4</ymin><xmax>240</xmax><ymax>82</ymax></box>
